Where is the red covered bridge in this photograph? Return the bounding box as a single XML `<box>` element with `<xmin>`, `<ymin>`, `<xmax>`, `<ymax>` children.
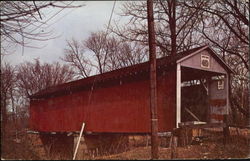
<box><xmin>29</xmin><ymin>45</ymin><xmax>233</xmax><ymax>134</ymax></box>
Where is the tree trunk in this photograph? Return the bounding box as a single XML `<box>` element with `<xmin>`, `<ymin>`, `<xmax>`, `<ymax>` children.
<box><xmin>169</xmin><ymin>0</ymin><xmax>177</xmax><ymax>55</ymax></box>
<box><xmin>1</xmin><ymin>96</ymin><xmax>7</xmax><ymax>141</ymax></box>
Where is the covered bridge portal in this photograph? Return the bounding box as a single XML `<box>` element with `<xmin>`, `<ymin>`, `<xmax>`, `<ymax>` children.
<box><xmin>29</xmin><ymin>45</ymin><xmax>233</xmax><ymax>134</ymax></box>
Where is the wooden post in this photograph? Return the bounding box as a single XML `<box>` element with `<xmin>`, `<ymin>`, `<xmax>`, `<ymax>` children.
<box><xmin>146</xmin><ymin>134</ymin><xmax>149</xmax><ymax>147</ymax></box>
<box><xmin>207</xmin><ymin>77</ymin><xmax>211</xmax><ymax>123</ymax></box>
<box><xmin>73</xmin><ymin>122</ymin><xmax>85</xmax><ymax>160</ymax></box>
<box><xmin>223</xmin><ymin>115</ymin><xmax>230</xmax><ymax>145</ymax></box>
<box><xmin>147</xmin><ymin>0</ymin><xmax>159</xmax><ymax>159</ymax></box>
<box><xmin>170</xmin><ymin>135</ymin><xmax>178</xmax><ymax>159</ymax></box>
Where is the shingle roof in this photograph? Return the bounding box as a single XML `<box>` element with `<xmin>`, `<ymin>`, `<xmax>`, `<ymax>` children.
<box><xmin>30</xmin><ymin>45</ymin><xmax>232</xmax><ymax>99</ymax></box>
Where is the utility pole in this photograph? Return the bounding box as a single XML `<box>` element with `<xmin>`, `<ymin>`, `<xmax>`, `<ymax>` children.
<box><xmin>147</xmin><ymin>0</ymin><xmax>159</xmax><ymax>159</ymax></box>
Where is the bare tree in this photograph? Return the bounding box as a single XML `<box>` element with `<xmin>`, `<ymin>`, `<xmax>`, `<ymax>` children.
<box><xmin>16</xmin><ymin>59</ymin><xmax>75</xmax><ymax>98</ymax></box>
<box><xmin>1</xmin><ymin>63</ymin><xmax>16</xmax><ymax>140</ymax></box>
<box><xmin>110</xmin><ymin>0</ymin><xmax>205</xmax><ymax>56</ymax></box>
<box><xmin>84</xmin><ymin>31</ymin><xmax>111</xmax><ymax>74</ymax></box>
<box><xmin>184</xmin><ymin>0</ymin><xmax>249</xmax><ymax>69</ymax></box>
<box><xmin>61</xmin><ymin>38</ymin><xmax>92</xmax><ymax>78</ymax></box>
<box><xmin>0</xmin><ymin>1</ymin><xmax>84</xmax><ymax>54</ymax></box>
<box><xmin>107</xmin><ymin>41</ymin><xmax>148</xmax><ymax>71</ymax></box>
<box><xmin>63</xmin><ymin>30</ymin><xmax>148</xmax><ymax>75</ymax></box>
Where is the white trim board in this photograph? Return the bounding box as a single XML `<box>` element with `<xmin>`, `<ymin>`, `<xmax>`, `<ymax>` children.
<box><xmin>176</xmin><ymin>63</ymin><xmax>181</xmax><ymax>128</ymax></box>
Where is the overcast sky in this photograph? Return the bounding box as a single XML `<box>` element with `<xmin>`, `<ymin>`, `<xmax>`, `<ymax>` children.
<box><xmin>2</xmin><ymin>1</ymin><xmax>129</xmax><ymax>66</ymax></box>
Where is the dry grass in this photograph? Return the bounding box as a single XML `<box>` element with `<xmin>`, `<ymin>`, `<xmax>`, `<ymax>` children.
<box><xmin>94</xmin><ymin>128</ymin><xmax>250</xmax><ymax>160</ymax></box>
<box><xmin>1</xmin><ymin>128</ymin><xmax>250</xmax><ymax>160</ymax></box>
<box><xmin>95</xmin><ymin>135</ymin><xmax>249</xmax><ymax>160</ymax></box>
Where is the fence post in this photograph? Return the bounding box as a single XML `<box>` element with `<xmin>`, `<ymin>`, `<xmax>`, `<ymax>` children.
<box><xmin>223</xmin><ymin>115</ymin><xmax>230</xmax><ymax>145</ymax></box>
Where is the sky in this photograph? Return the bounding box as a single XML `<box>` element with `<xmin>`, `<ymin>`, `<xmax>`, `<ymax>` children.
<box><xmin>2</xmin><ymin>1</ymin><xmax>129</xmax><ymax>66</ymax></box>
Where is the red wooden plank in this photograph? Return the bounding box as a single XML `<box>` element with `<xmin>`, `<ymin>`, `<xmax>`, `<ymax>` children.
<box><xmin>29</xmin><ymin>69</ymin><xmax>176</xmax><ymax>133</ymax></box>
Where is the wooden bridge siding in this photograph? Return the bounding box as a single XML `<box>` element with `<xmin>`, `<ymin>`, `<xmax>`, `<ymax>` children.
<box><xmin>29</xmin><ymin>69</ymin><xmax>176</xmax><ymax>133</ymax></box>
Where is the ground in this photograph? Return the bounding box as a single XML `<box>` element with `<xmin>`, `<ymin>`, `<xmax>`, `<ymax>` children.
<box><xmin>95</xmin><ymin>134</ymin><xmax>249</xmax><ymax>160</ymax></box>
<box><xmin>1</xmin><ymin>128</ymin><xmax>250</xmax><ymax>160</ymax></box>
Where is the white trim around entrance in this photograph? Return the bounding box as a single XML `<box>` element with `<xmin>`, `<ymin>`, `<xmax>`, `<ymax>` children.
<box><xmin>176</xmin><ymin>63</ymin><xmax>181</xmax><ymax>128</ymax></box>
